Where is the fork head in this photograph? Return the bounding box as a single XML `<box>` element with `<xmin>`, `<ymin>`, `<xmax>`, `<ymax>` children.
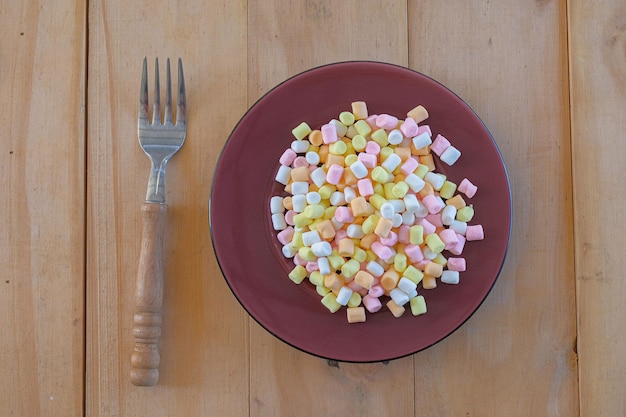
<box><xmin>138</xmin><ymin>57</ymin><xmax>187</xmax><ymax>203</ymax></box>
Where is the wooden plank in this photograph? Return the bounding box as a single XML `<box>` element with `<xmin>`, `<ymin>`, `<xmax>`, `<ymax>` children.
<box><xmin>408</xmin><ymin>1</ymin><xmax>579</xmax><ymax>415</ymax></box>
<box><xmin>247</xmin><ymin>2</ymin><xmax>415</xmax><ymax>416</ymax></box>
<box><xmin>85</xmin><ymin>0</ymin><xmax>249</xmax><ymax>415</ymax></box>
<box><xmin>569</xmin><ymin>1</ymin><xmax>626</xmax><ymax>416</ymax></box>
<box><xmin>0</xmin><ymin>1</ymin><xmax>86</xmax><ymax>416</ymax></box>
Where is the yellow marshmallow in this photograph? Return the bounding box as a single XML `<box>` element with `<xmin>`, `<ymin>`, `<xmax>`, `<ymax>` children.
<box><xmin>288</xmin><ymin>265</ymin><xmax>307</xmax><ymax>284</ymax></box>
<box><xmin>410</xmin><ymin>295</ymin><xmax>427</xmax><ymax>316</ymax></box>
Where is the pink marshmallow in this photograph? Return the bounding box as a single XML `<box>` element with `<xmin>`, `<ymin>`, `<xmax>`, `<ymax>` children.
<box><xmin>277</xmin><ymin>226</ymin><xmax>295</xmax><ymax>245</ymax></box>
<box><xmin>439</xmin><ymin>228</ymin><xmax>460</xmax><ymax>249</ymax></box>
<box><xmin>292</xmin><ymin>156</ymin><xmax>308</xmax><ymax>167</ymax></box>
<box><xmin>416</xmin><ymin>124</ymin><xmax>432</xmax><ymax>137</ymax></box>
<box><xmin>279</xmin><ymin>148</ymin><xmax>297</xmax><ymax>166</ymax></box>
<box><xmin>371</xmin><ymin>242</ymin><xmax>394</xmax><ymax>260</ymax></box>
<box><xmin>284</xmin><ymin>210</ymin><xmax>296</xmax><ymax>226</ymax></box>
<box><xmin>375</xmin><ymin>114</ymin><xmax>399</xmax><ymax>130</ymax></box>
<box><xmin>357</xmin><ymin>178</ymin><xmax>374</xmax><ymax>197</ymax></box>
<box><xmin>365</xmin><ymin>140</ymin><xmax>381</xmax><ymax>154</ymax></box>
<box><xmin>305</xmin><ymin>261</ymin><xmax>319</xmax><ymax>273</ymax></box>
<box><xmin>426</xmin><ymin>213</ymin><xmax>443</xmax><ymax>227</ymax></box>
<box><xmin>404</xmin><ymin>244</ymin><xmax>424</xmax><ymax>263</ymax></box>
<box><xmin>365</xmin><ymin>115</ymin><xmax>379</xmax><ymax>129</ymax></box>
<box><xmin>293</xmin><ymin>253</ymin><xmax>307</xmax><ymax>266</ymax></box>
<box><xmin>416</xmin><ymin>217</ymin><xmax>436</xmax><ymax>235</ymax></box>
<box><xmin>398</xmin><ymin>225</ymin><xmax>410</xmax><ymax>244</ymax></box>
<box><xmin>400</xmin><ymin>157</ymin><xmax>419</xmax><ymax>175</ymax></box>
<box><xmin>321</xmin><ymin>123</ymin><xmax>338</xmax><ymax>144</ymax></box>
<box><xmin>334</xmin><ymin>206</ymin><xmax>354</xmax><ymax>223</ymax></box>
<box><xmin>465</xmin><ymin>224</ymin><xmax>484</xmax><ymax>241</ymax></box>
<box><xmin>447</xmin><ymin>257</ymin><xmax>466</xmax><ymax>272</ymax></box>
<box><xmin>430</xmin><ymin>134</ymin><xmax>451</xmax><ymax>156</ymax></box>
<box><xmin>326</xmin><ymin>164</ymin><xmax>344</xmax><ymax>185</ymax></box>
<box><xmin>448</xmin><ymin>234</ymin><xmax>466</xmax><ymax>255</ymax></box>
<box><xmin>334</xmin><ymin>229</ymin><xmax>347</xmax><ymax>242</ymax></box>
<box><xmin>368</xmin><ymin>285</ymin><xmax>385</xmax><ymax>298</ymax></box>
<box><xmin>400</xmin><ymin>117</ymin><xmax>419</xmax><ymax>137</ymax></box>
<box><xmin>358</xmin><ymin>152</ymin><xmax>378</xmax><ymax>168</ymax></box>
<box><xmin>459</xmin><ymin>178</ymin><xmax>478</xmax><ymax>198</ymax></box>
<box><xmin>379</xmin><ymin>231</ymin><xmax>398</xmax><ymax>246</ymax></box>
<box><xmin>422</xmin><ymin>194</ymin><xmax>445</xmax><ymax>214</ymax></box>
<box><xmin>362</xmin><ymin>294</ymin><xmax>382</xmax><ymax>313</ymax></box>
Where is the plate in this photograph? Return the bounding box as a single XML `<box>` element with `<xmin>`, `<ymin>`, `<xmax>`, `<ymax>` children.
<box><xmin>210</xmin><ymin>61</ymin><xmax>511</xmax><ymax>362</ymax></box>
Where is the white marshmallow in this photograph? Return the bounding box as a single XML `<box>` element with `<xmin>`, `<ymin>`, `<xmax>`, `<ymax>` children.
<box><xmin>350</xmin><ymin>160</ymin><xmax>369</xmax><ymax>179</ymax></box>
<box><xmin>329</xmin><ymin>119</ymin><xmax>348</xmax><ymax>137</ymax></box>
<box><xmin>403</xmin><ymin>194</ymin><xmax>420</xmax><ymax>213</ymax></box>
<box><xmin>282</xmin><ymin>244</ymin><xmax>297</xmax><ymax>258</ymax></box>
<box><xmin>441</xmin><ymin>270</ymin><xmax>460</xmax><ymax>284</ymax></box>
<box><xmin>336</xmin><ymin>286</ymin><xmax>353</xmax><ymax>306</ymax></box>
<box><xmin>343</xmin><ymin>186</ymin><xmax>357</xmax><ymax>203</ymax></box>
<box><xmin>346</xmin><ymin>223</ymin><xmax>364</xmax><ymax>239</ymax></box>
<box><xmin>366</xmin><ymin>260</ymin><xmax>385</xmax><ymax>277</ymax></box>
<box><xmin>311</xmin><ymin>241</ymin><xmax>332</xmax><ymax>257</ymax></box>
<box><xmin>310</xmin><ymin>167</ymin><xmax>327</xmax><ymax>187</ymax></box>
<box><xmin>291</xmin><ymin>140</ymin><xmax>310</xmax><ymax>153</ymax></box>
<box><xmin>270</xmin><ymin>196</ymin><xmax>284</xmax><ymax>214</ymax></box>
<box><xmin>291</xmin><ymin>181</ymin><xmax>309</xmax><ymax>195</ymax></box>
<box><xmin>412</xmin><ymin>131</ymin><xmax>432</xmax><ymax>149</ymax></box>
<box><xmin>305</xmin><ymin>151</ymin><xmax>320</xmax><ymax>165</ymax></box>
<box><xmin>391</xmin><ymin>213</ymin><xmax>403</xmax><ymax>227</ymax></box>
<box><xmin>302</xmin><ymin>230</ymin><xmax>322</xmax><ymax>246</ymax></box>
<box><xmin>450</xmin><ymin>220</ymin><xmax>468</xmax><ymax>235</ymax></box>
<box><xmin>401</xmin><ymin>211</ymin><xmax>415</xmax><ymax>225</ymax></box>
<box><xmin>271</xmin><ymin>213</ymin><xmax>287</xmax><ymax>230</ymax></box>
<box><xmin>380</xmin><ymin>202</ymin><xmax>395</xmax><ymax>219</ymax></box>
<box><xmin>317</xmin><ymin>257</ymin><xmax>331</xmax><ymax>275</ymax></box>
<box><xmin>291</xmin><ymin>194</ymin><xmax>307</xmax><ymax>212</ymax></box>
<box><xmin>425</xmin><ymin>172</ymin><xmax>445</xmax><ymax>190</ymax></box>
<box><xmin>387</xmin><ymin>129</ymin><xmax>404</xmax><ymax>145</ymax></box>
<box><xmin>306</xmin><ymin>191</ymin><xmax>321</xmax><ymax>205</ymax></box>
<box><xmin>381</xmin><ymin>153</ymin><xmax>402</xmax><ymax>173</ymax></box>
<box><xmin>441</xmin><ymin>205</ymin><xmax>457</xmax><ymax>226</ymax></box>
<box><xmin>389</xmin><ymin>199</ymin><xmax>405</xmax><ymax>213</ymax></box>
<box><xmin>390</xmin><ymin>288</ymin><xmax>410</xmax><ymax>306</ymax></box>
<box><xmin>398</xmin><ymin>277</ymin><xmax>417</xmax><ymax>294</ymax></box>
<box><xmin>405</xmin><ymin>173</ymin><xmax>425</xmax><ymax>192</ymax></box>
<box><xmin>329</xmin><ymin>191</ymin><xmax>346</xmax><ymax>206</ymax></box>
<box><xmin>275</xmin><ymin>165</ymin><xmax>292</xmax><ymax>185</ymax></box>
<box><xmin>440</xmin><ymin>145</ymin><xmax>461</xmax><ymax>165</ymax></box>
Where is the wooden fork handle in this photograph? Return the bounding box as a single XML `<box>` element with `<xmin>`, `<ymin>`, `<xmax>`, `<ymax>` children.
<box><xmin>131</xmin><ymin>202</ymin><xmax>167</xmax><ymax>386</ymax></box>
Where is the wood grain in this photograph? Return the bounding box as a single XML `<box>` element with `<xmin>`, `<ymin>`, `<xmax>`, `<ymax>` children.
<box><xmin>408</xmin><ymin>1</ymin><xmax>579</xmax><ymax>415</ymax></box>
<box><xmin>0</xmin><ymin>1</ymin><xmax>86</xmax><ymax>416</ymax></box>
<box><xmin>570</xmin><ymin>1</ymin><xmax>626</xmax><ymax>415</ymax></box>
<box><xmin>86</xmin><ymin>0</ymin><xmax>249</xmax><ymax>415</ymax></box>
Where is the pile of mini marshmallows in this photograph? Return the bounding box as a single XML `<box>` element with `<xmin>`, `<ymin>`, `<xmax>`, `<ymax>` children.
<box><xmin>269</xmin><ymin>101</ymin><xmax>484</xmax><ymax>324</ymax></box>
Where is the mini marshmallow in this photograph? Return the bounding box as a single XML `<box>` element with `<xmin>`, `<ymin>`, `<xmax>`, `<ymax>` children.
<box><xmin>404</xmin><ymin>244</ymin><xmax>424</xmax><ymax>263</ymax></box>
<box><xmin>376</xmin><ymin>114</ymin><xmax>399</xmax><ymax>130</ymax></box>
<box><xmin>279</xmin><ymin>148</ymin><xmax>297</xmax><ymax>166</ymax></box>
<box><xmin>400</xmin><ymin>117</ymin><xmax>419</xmax><ymax>137</ymax></box>
<box><xmin>387</xmin><ymin>129</ymin><xmax>404</xmax><ymax>145</ymax></box>
<box><xmin>310</xmin><ymin>167</ymin><xmax>327</xmax><ymax>187</ymax></box>
<box><xmin>407</xmin><ymin>105</ymin><xmax>429</xmax><ymax>123</ymax></box>
<box><xmin>441</xmin><ymin>205</ymin><xmax>457</xmax><ymax>225</ymax></box>
<box><xmin>440</xmin><ymin>146</ymin><xmax>461</xmax><ymax>165</ymax></box>
<box><xmin>357</xmin><ymin>178</ymin><xmax>374</xmax><ymax>197</ymax></box>
<box><xmin>334</xmin><ymin>206</ymin><xmax>354</xmax><ymax>223</ymax></box>
<box><xmin>306</xmin><ymin>191</ymin><xmax>321</xmax><ymax>205</ymax></box>
<box><xmin>400</xmin><ymin>157</ymin><xmax>419</xmax><ymax>175</ymax></box>
<box><xmin>350</xmin><ymin>160</ymin><xmax>369</xmax><ymax>179</ymax></box>
<box><xmin>386</xmin><ymin>299</ymin><xmax>406</xmax><ymax>318</ymax></box>
<box><xmin>447</xmin><ymin>257</ymin><xmax>466</xmax><ymax>272</ymax></box>
<box><xmin>275</xmin><ymin>165</ymin><xmax>292</xmax><ymax>185</ymax></box>
<box><xmin>380</xmin><ymin>202</ymin><xmax>395</xmax><ymax>219</ymax></box>
<box><xmin>329</xmin><ymin>119</ymin><xmax>348</xmax><ymax>137</ymax></box>
<box><xmin>291</xmin><ymin>181</ymin><xmax>309</xmax><ymax>195</ymax></box>
<box><xmin>365</xmin><ymin>140</ymin><xmax>380</xmax><ymax>154</ymax></box>
<box><xmin>343</xmin><ymin>186</ymin><xmax>357</xmax><ymax>203</ymax></box>
<box><xmin>391</xmin><ymin>213</ymin><xmax>403</xmax><ymax>227</ymax></box>
<box><xmin>351</xmin><ymin>101</ymin><xmax>369</xmax><ymax>119</ymax></box>
<box><xmin>270</xmin><ymin>196</ymin><xmax>284</xmax><ymax>214</ymax></box>
<box><xmin>291</xmin><ymin>194</ymin><xmax>307</xmax><ymax>212</ymax></box>
<box><xmin>458</xmin><ymin>178</ymin><xmax>478</xmax><ymax>198</ymax></box>
<box><xmin>311</xmin><ymin>241</ymin><xmax>332</xmax><ymax>257</ymax></box>
<box><xmin>381</xmin><ymin>153</ymin><xmax>402</xmax><ymax>173</ymax></box>
<box><xmin>397</xmin><ymin>277</ymin><xmax>418</xmax><ymax>294</ymax></box>
<box><xmin>409</xmin><ymin>295</ymin><xmax>427</xmax><ymax>316</ymax></box>
<box><xmin>366</xmin><ymin>260</ymin><xmax>385</xmax><ymax>277</ymax></box>
<box><xmin>362</xmin><ymin>294</ymin><xmax>382</xmax><ymax>313</ymax></box>
<box><xmin>402</xmin><ymin>211</ymin><xmax>415</xmax><ymax>225</ymax></box>
<box><xmin>430</xmin><ymin>134</ymin><xmax>450</xmax><ymax>156</ymax></box>
<box><xmin>271</xmin><ymin>213</ymin><xmax>287</xmax><ymax>231</ymax></box>
<box><xmin>291</xmin><ymin>139</ymin><xmax>310</xmax><ymax>153</ymax></box>
<box><xmin>282</xmin><ymin>244</ymin><xmax>297</xmax><ymax>258</ymax></box>
<box><xmin>321</xmin><ymin>123</ymin><xmax>338</xmax><ymax>144</ymax></box>
<box><xmin>301</xmin><ymin>230</ymin><xmax>322</xmax><ymax>246</ymax></box>
<box><xmin>371</xmin><ymin>241</ymin><xmax>394</xmax><ymax>260</ymax></box>
<box><xmin>441</xmin><ymin>270</ymin><xmax>460</xmax><ymax>285</ymax></box>
<box><xmin>465</xmin><ymin>224</ymin><xmax>484</xmax><ymax>241</ymax></box>
<box><xmin>390</xmin><ymin>288</ymin><xmax>410</xmax><ymax>306</ymax></box>
<box><xmin>404</xmin><ymin>173</ymin><xmax>425</xmax><ymax>192</ymax></box>
<box><xmin>412</xmin><ymin>131</ymin><xmax>432</xmax><ymax>149</ymax></box>
<box><xmin>424</xmin><ymin>172</ymin><xmax>445</xmax><ymax>190</ymax></box>
<box><xmin>422</xmin><ymin>194</ymin><xmax>445</xmax><ymax>214</ymax></box>
<box><xmin>329</xmin><ymin>191</ymin><xmax>346</xmax><ymax>206</ymax></box>
<box><xmin>336</xmin><ymin>286</ymin><xmax>353</xmax><ymax>306</ymax></box>
<box><xmin>317</xmin><ymin>257</ymin><xmax>331</xmax><ymax>275</ymax></box>
<box><xmin>305</xmin><ymin>151</ymin><xmax>321</xmax><ymax>165</ymax></box>
<box><xmin>347</xmin><ymin>306</ymin><xmax>366</xmax><ymax>323</ymax></box>
<box><xmin>450</xmin><ymin>219</ymin><xmax>468</xmax><ymax>235</ymax></box>
<box><xmin>277</xmin><ymin>227</ymin><xmax>294</xmax><ymax>245</ymax></box>
<box><xmin>326</xmin><ymin>164</ymin><xmax>344</xmax><ymax>185</ymax></box>
<box><xmin>439</xmin><ymin>228</ymin><xmax>460</xmax><ymax>249</ymax></box>
<box><xmin>358</xmin><ymin>152</ymin><xmax>378</xmax><ymax>168</ymax></box>
<box><xmin>346</xmin><ymin>223</ymin><xmax>364</xmax><ymax>239</ymax></box>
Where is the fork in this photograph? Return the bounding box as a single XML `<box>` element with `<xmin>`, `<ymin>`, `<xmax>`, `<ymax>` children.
<box><xmin>130</xmin><ymin>57</ymin><xmax>186</xmax><ymax>387</ymax></box>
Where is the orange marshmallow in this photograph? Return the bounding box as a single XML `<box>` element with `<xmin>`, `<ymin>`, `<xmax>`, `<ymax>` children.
<box><xmin>318</xmin><ymin>144</ymin><xmax>329</xmax><ymax>163</ymax></box>
<box><xmin>324</xmin><ymin>273</ymin><xmax>344</xmax><ymax>292</ymax></box>
<box><xmin>326</xmin><ymin>153</ymin><xmax>345</xmax><ymax>168</ymax></box>
<box><xmin>358</xmin><ymin>233</ymin><xmax>378</xmax><ymax>250</ymax></box>
<box><xmin>418</xmin><ymin>182</ymin><xmax>435</xmax><ymax>198</ymax></box>
<box><xmin>386</xmin><ymin>299</ymin><xmax>406</xmax><ymax>318</ymax></box>
<box><xmin>315</xmin><ymin>219</ymin><xmax>336</xmax><ymax>240</ymax></box>
<box><xmin>350</xmin><ymin>196</ymin><xmax>369</xmax><ymax>217</ymax></box>
<box><xmin>424</xmin><ymin>261</ymin><xmax>443</xmax><ymax>278</ymax></box>
<box><xmin>380</xmin><ymin>269</ymin><xmax>400</xmax><ymax>291</ymax></box>
<box><xmin>351</xmin><ymin>101</ymin><xmax>369</xmax><ymax>120</ymax></box>
<box><xmin>419</xmin><ymin>154</ymin><xmax>436</xmax><ymax>171</ymax></box>
<box><xmin>290</xmin><ymin>166</ymin><xmax>310</xmax><ymax>182</ymax></box>
<box><xmin>421</xmin><ymin>275</ymin><xmax>437</xmax><ymax>289</ymax></box>
<box><xmin>309</xmin><ymin>129</ymin><xmax>323</xmax><ymax>146</ymax></box>
<box><xmin>407</xmin><ymin>105</ymin><xmax>429</xmax><ymax>123</ymax></box>
<box><xmin>374</xmin><ymin>217</ymin><xmax>393</xmax><ymax>238</ymax></box>
<box><xmin>347</xmin><ymin>306</ymin><xmax>366</xmax><ymax>323</ymax></box>
<box><xmin>354</xmin><ymin>270</ymin><xmax>375</xmax><ymax>289</ymax></box>
<box><xmin>282</xmin><ymin>196</ymin><xmax>293</xmax><ymax>210</ymax></box>
<box><xmin>394</xmin><ymin>146</ymin><xmax>412</xmax><ymax>161</ymax></box>
<box><xmin>338</xmin><ymin>238</ymin><xmax>355</xmax><ymax>257</ymax></box>
<box><xmin>446</xmin><ymin>194</ymin><xmax>467</xmax><ymax>209</ymax></box>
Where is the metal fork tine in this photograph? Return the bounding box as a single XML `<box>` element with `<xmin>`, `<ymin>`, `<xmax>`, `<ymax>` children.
<box><xmin>152</xmin><ymin>58</ymin><xmax>161</xmax><ymax>125</ymax></box>
<box><xmin>164</xmin><ymin>58</ymin><xmax>173</xmax><ymax>125</ymax></box>
<box><xmin>176</xmin><ymin>58</ymin><xmax>186</xmax><ymax>125</ymax></box>
<box><xmin>138</xmin><ymin>57</ymin><xmax>149</xmax><ymax>122</ymax></box>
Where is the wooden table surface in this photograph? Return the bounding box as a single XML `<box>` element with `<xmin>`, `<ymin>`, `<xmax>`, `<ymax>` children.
<box><xmin>2</xmin><ymin>1</ymin><xmax>625</xmax><ymax>416</ymax></box>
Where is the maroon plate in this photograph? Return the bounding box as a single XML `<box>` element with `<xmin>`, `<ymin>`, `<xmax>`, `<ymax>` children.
<box><xmin>210</xmin><ymin>61</ymin><xmax>511</xmax><ymax>362</ymax></box>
